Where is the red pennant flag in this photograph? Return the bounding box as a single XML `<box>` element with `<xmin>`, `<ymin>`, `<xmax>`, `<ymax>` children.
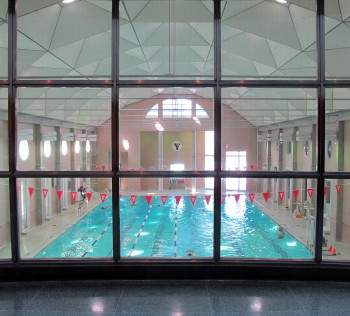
<box><xmin>86</xmin><ymin>192</ymin><xmax>92</xmax><ymax>202</ymax></box>
<box><xmin>42</xmin><ymin>189</ymin><xmax>48</xmax><ymax>199</ymax></box>
<box><xmin>131</xmin><ymin>169</ymin><xmax>135</xmax><ymax>171</ymax></box>
<box><xmin>102</xmin><ymin>165</ymin><xmax>106</xmax><ymax>171</ymax></box>
<box><xmin>249</xmin><ymin>193</ymin><xmax>255</xmax><ymax>203</ymax></box>
<box><xmin>234</xmin><ymin>194</ymin><xmax>240</xmax><ymax>203</ymax></box>
<box><xmin>250</xmin><ymin>165</ymin><xmax>254</xmax><ymax>170</ymax></box>
<box><xmin>120</xmin><ymin>194</ymin><xmax>122</xmax><ymax>199</ymax></box>
<box><xmin>205</xmin><ymin>195</ymin><xmax>211</xmax><ymax>205</ymax></box>
<box><xmin>123</xmin><ymin>168</ymin><xmax>128</xmax><ymax>170</ymax></box>
<box><xmin>56</xmin><ymin>190</ymin><xmax>63</xmax><ymax>200</ymax></box>
<box><xmin>221</xmin><ymin>195</ymin><xmax>226</xmax><ymax>204</ymax></box>
<box><xmin>130</xmin><ymin>195</ymin><xmax>137</xmax><ymax>206</ymax></box>
<box><xmin>145</xmin><ymin>195</ymin><xmax>152</xmax><ymax>205</ymax></box>
<box><xmin>100</xmin><ymin>193</ymin><xmax>107</xmax><ymax>203</ymax></box>
<box><xmin>278</xmin><ymin>191</ymin><xmax>285</xmax><ymax>202</ymax></box>
<box><xmin>28</xmin><ymin>187</ymin><xmax>34</xmax><ymax>197</ymax></box>
<box><xmin>175</xmin><ymin>196</ymin><xmax>181</xmax><ymax>206</ymax></box>
<box><xmin>293</xmin><ymin>190</ymin><xmax>299</xmax><ymax>200</ymax></box>
<box><xmin>336</xmin><ymin>185</ymin><xmax>342</xmax><ymax>195</ymax></box>
<box><xmin>18</xmin><ymin>185</ymin><xmax>21</xmax><ymax>192</ymax></box>
<box><xmin>263</xmin><ymin>192</ymin><xmax>269</xmax><ymax>203</ymax></box>
<box><xmin>109</xmin><ymin>166</ymin><xmax>112</xmax><ymax>170</ymax></box>
<box><xmin>161</xmin><ymin>196</ymin><xmax>167</xmax><ymax>205</ymax></box>
<box><xmin>95</xmin><ymin>164</ymin><xmax>99</xmax><ymax>170</ymax></box>
<box><xmin>324</xmin><ymin>187</ymin><xmax>328</xmax><ymax>197</ymax></box>
<box><xmin>257</xmin><ymin>164</ymin><xmax>261</xmax><ymax>169</ymax></box>
<box><xmin>307</xmin><ymin>188</ymin><xmax>314</xmax><ymax>199</ymax></box>
<box><xmin>71</xmin><ymin>192</ymin><xmax>77</xmax><ymax>202</ymax></box>
<box><xmin>190</xmin><ymin>196</ymin><xmax>197</xmax><ymax>205</ymax></box>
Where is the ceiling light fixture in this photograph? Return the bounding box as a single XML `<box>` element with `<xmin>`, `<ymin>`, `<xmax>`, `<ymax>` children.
<box><xmin>123</xmin><ymin>140</ymin><xmax>129</xmax><ymax>151</ymax></box>
<box><xmin>155</xmin><ymin>122</ymin><xmax>164</xmax><ymax>132</ymax></box>
<box><xmin>43</xmin><ymin>141</ymin><xmax>51</xmax><ymax>158</ymax></box>
<box><xmin>19</xmin><ymin>140</ymin><xmax>29</xmax><ymax>161</ymax></box>
<box><xmin>61</xmin><ymin>140</ymin><xmax>68</xmax><ymax>156</ymax></box>
<box><xmin>86</xmin><ymin>140</ymin><xmax>91</xmax><ymax>153</ymax></box>
<box><xmin>276</xmin><ymin>0</ymin><xmax>288</xmax><ymax>3</ymax></box>
<box><xmin>75</xmin><ymin>140</ymin><xmax>80</xmax><ymax>154</ymax></box>
<box><xmin>62</xmin><ymin>0</ymin><xmax>75</xmax><ymax>4</ymax></box>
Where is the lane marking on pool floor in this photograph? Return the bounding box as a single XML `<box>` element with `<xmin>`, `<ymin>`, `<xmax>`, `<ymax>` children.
<box><xmin>128</xmin><ymin>197</ymin><xmax>155</xmax><ymax>257</ymax></box>
<box><xmin>174</xmin><ymin>205</ymin><xmax>178</xmax><ymax>257</ymax></box>
<box><xmin>81</xmin><ymin>197</ymin><xmax>131</xmax><ymax>258</ymax></box>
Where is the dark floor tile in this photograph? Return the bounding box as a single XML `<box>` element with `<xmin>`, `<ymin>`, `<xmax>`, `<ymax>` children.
<box><xmin>0</xmin><ymin>284</ymin><xmax>42</xmax><ymax>311</ymax></box>
<box><xmin>308</xmin><ymin>310</ymin><xmax>350</xmax><ymax>316</ymax></box>
<box><xmin>23</xmin><ymin>283</ymin><xmax>124</xmax><ymax>313</ymax></box>
<box><xmin>207</xmin><ymin>283</ymin><xmax>304</xmax><ymax>313</ymax></box>
<box><xmin>116</xmin><ymin>284</ymin><xmax>211</xmax><ymax>314</ymax></box>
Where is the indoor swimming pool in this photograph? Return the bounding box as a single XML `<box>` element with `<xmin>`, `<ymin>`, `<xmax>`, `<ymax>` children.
<box><xmin>35</xmin><ymin>195</ymin><xmax>312</xmax><ymax>259</ymax></box>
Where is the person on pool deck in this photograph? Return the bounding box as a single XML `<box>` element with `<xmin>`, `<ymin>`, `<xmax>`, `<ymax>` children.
<box><xmin>278</xmin><ymin>226</ymin><xmax>285</xmax><ymax>239</ymax></box>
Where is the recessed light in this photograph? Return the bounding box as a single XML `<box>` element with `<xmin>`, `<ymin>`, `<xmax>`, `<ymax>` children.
<box><xmin>276</xmin><ymin>0</ymin><xmax>288</xmax><ymax>3</ymax></box>
<box><xmin>62</xmin><ymin>0</ymin><xmax>75</xmax><ymax>4</ymax></box>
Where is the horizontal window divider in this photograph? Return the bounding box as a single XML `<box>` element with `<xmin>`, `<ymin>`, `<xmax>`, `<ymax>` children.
<box><xmin>0</xmin><ymin>172</ymin><xmax>11</xmax><ymax>177</ymax></box>
<box><xmin>117</xmin><ymin>171</ymin><xmax>216</xmax><ymax>178</ymax></box>
<box><xmin>324</xmin><ymin>80</ymin><xmax>350</xmax><ymax>87</ymax></box>
<box><xmin>0</xmin><ymin>82</ymin><xmax>9</xmax><ymax>87</ymax></box>
<box><xmin>218</xmin><ymin>258</ymin><xmax>318</xmax><ymax>266</ymax></box>
<box><xmin>13</xmin><ymin>80</ymin><xmax>113</xmax><ymax>87</ymax></box>
<box><xmin>220</xmin><ymin>171</ymin><xmax>319</xmax><ymax>178</ymax></box>
<box><xmin>117</xmin><ymin>80</ymin><xmax>216</xmax><ymax>87</ymax></box>
<box><xmin>219</xmin><ymin>80</ymin><xmax>321</xmax><ymax>88</ymax></box>
<box><xmin>6</xmin><ymin>258</ymin><xmax>116</xmax><ymax>265</ymax></box>
<box><xmin>323</xmin><ymin>172</ymin><xmax>350</xmax><ymax>179</ymax></box>
<box><xmin>14</xmin><ymin>171</ymin><xmax>114</xmax><ymax>178</ymax></box>
<box><xmin>117</xmin><ymin>258</ymin><xmax>216</xmax><ymax>264</ymax></box>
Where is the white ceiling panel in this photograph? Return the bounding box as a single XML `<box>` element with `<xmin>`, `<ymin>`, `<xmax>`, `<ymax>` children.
<box><xmin>51</xmin><ymin>40</ymin><xmax>85</xmax><ymax>68</ymax></box>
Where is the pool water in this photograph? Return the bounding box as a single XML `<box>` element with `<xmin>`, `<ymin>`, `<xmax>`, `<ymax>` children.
<box><xmin>35</xmin><ymin>195</ymin><xmax>312</xmax><ymax>259</ymax></box>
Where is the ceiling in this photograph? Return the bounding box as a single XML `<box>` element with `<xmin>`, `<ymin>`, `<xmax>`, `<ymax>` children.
<box><xmin>1</xmin><ymin>0</ymin><xmax>349</xmax><ymax>128</ymax></box>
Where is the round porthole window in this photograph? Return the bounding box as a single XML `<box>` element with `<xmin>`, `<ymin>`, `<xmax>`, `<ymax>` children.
<box><xmin>327</xmin><ymin>140</ymin><xmax>332</xmax><ymax>158</ymax></box>
<box><xmin>287</xmin><ymin>141</ymin><xmax>292</xmax><ymax>155</ymax></box>
<box><xmin>304</xmin><ymin>140</ymin><xmax>310</xmax><ymax>156</ymax></box>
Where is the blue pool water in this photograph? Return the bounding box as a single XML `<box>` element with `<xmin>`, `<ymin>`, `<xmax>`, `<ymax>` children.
<box><xmin>35</xmin><ymin>195</ymin><xmax>312</xmax><ymax>259</ymax></box>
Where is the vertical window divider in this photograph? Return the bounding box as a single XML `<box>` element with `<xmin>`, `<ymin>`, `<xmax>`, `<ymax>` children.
<box><xmin>214</xmin><ymin>0</ymin><xmax>221</xmax><ymax>262</ymax></box>
<box><xmin>315</xmin><ymin>0</ymin><xmax>326</xmax><ymax>264</ymax></box>
<box><xmin>112</xmin><ymin>0</ymin><xmax>120</xmax><ymax>262</ymax></box>
<box><xmin>8</xmin><ymin>0</ymin><xmax>19</xmax><ymax>263</ymax></box>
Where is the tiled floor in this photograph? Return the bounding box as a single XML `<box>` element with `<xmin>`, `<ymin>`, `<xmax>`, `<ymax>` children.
<box><xmin>1</xmin><ymin>280</ymin><xmax>350</xmax><ymax>315</ymax></box>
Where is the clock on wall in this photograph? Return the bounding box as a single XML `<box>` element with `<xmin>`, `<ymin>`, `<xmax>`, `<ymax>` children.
<box><xmin>327</xmin><ymin>140</ymin><xmax>332</xmax><ymax>158</ymax></box>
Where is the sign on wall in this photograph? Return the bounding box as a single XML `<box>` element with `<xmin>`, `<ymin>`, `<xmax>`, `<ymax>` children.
<box><xmin>172</xmin><ymin>141</ymin><xmax>183</xmax><ymax>151</ymax></box>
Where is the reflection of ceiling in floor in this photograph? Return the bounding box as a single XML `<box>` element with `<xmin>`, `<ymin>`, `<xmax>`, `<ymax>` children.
<box><xmin>1</xmin><ymin>1</ymin><xmax>350</xmax><ymax>128</ymax></box>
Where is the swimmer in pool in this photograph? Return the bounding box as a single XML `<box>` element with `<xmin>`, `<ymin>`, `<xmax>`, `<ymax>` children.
<box><xmin>186</xmin><ymin>249</ymin><xmax>196</xmax><ymax>257</ymax></box>
<box><xmin>278</xmin><ymin>226</ymin><xmax>285</xmax><ymax>239</ymax></box>
<box><xmin>101</xmin><ymin>205</ymin><xmax>112</xmax><ymax>210</ymax></box>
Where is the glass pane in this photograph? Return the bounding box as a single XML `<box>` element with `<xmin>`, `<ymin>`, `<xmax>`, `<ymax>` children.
<box><xmin>325</xmin><ymin>0</ymin><xmax>350</xmax><ymax>79</ymax></box>
<box><xmin>221</xmin><ymin>0</ymin><xmax>317</xmax><ymax>80</ymax></box>
<box><xmin>325</xmin><ymin>88</ymin><xmax>350</xmax><ymax>172</ymax></box>
<box><xmin>18</xmin><ymin>177</ymin><xmax>112</xmax><ymax>258</ymax></box>
<box><xmin>17</xmin><ymin>87</ymin><xmax>111</xmax><ymax>171</ymax></box>
<box><xmin>0</xmin><ymin>0</ymin><xmax>8</xmax><ymax>78</ymax></box>
<box><xmin>120</xmin><ymin>0</ymin><xmax>214</xmax><ymax>80</ymax></box>
<box><xmin>119</xmin><ymin>87</ymin><xmax>214</xmax><ymax>171</ymax></box>
<box><xmin>0</xmin><ymin>178</ymin><xmax>10</xmax><ymax>259</ymax></box>
<box><xmin>221</xmin><ymin>178</ymin><xmax>316</xmax><ymax>259</ymax></box>
<box><xmin>0</xmin><ymin>88</ymin><xmax>8</xmax><ymax>170</ymax></box>
<box><xmin>120</xmin><ymin>177</ymin><xmax>213</xmax><ymax>258</ymax></box>
<box><xmin>322</xmin><ymin>178</ymin><xmax>350</xmax><ymax>261</ymax></box>
<box><xmin>222</xmin><ymin>88</ymin><xmax>318</xmax><ymax>172</ymax></box>
<box><xmin>17</xmin><ymin>0</ymin><xmax>112</xmax><ymax>80</ymax></box>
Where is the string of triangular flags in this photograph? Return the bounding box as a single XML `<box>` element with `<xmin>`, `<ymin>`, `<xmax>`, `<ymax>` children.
<box><xmin>15</xmin><ymin>182</ymin><xmax>348</xmax><ymax>207</ymax></box>
<box><xmin>19</xmin><ymin>186</ymin><xmax>108</xmax><ymax>204</ymax></box>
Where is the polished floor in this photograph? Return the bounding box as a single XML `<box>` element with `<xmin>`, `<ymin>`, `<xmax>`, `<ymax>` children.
<box><xmin>1</xmin><ymin>280</ymin><xmax>350</xmax><ymax>315</ymax></box>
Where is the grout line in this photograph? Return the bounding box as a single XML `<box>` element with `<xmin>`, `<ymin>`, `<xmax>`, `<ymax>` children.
<box><xmin>114</xmin><ymin>284</ymin><xmax>125</xmax><ymax>313</ymax></box>
<box><xmin>286</xmin><ymin>283</ymin><xmax>309</xmax><ymax>314</ymax></box>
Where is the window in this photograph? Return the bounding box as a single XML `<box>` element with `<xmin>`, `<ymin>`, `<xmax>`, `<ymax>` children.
<box><xmin>205</xmin><ymin>131</ymin><xmax>214</xmax><ymax>188</ymax></box>
<box><xmin>146</xmin><ymin>104</ymin><xmax>158</xmax><ymax>118</ymax></box>
<box><xmin>163</xmin><ymin>99</ymin><xmax>192</xmax><ymax>118</ymax></box>
<box><xmin>226</xmin><ymin>151</ymin><xmax>247</xmax><ymax>191</ymax></box>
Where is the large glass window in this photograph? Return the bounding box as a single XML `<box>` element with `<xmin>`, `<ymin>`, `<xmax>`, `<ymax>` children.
<box><xmin>17</xmin><ymin>0</ymin><xmax>112</xmax><ymax>79</ymax></box>
<box><xmin>221</xmin><ymin>177</ymin><xmax>317</xmax><ymax>259</ymax></box>
<box><xmin>222</xmin><ymin>88</ymin><xmax>318</xmax><ymax>172</ymax></box>
<box><xmin>17</xmin><ymin>177</ymin><xmax>112</xmax><ymax>259</ymax></box>
<box><xmin>0</xmin><ymin>88</ymin><xmax>8</xmax><ymax>170</ymax></box>
<box><xmin>221</xmin><ymin>0</ymin><xmax>317</xmax><ymax>80</ymax></box>
<box><xmin>17</xmin><ymin>87</ymin><xmax>111</xmax><ymax>171</ymax></box>
<box><xmin>119</xmin><ymin>88</ymin><xmax>214</xmax><ymax>171</ymax></box>
<box><xmin>120</xmin><ymin>0</ymin><xmax>214</xmax><ymax>80</ymax></box>
<box><xmin>120</xmin><ymin>177</ymin><xmax>213</xmax><ymax>258</ymax></box>
<box><xmin>0</xmin><ymin>0</ymin><xmax>8</xmax><ymax>78</ymax></box>
<box><xmin>0</xmin><ymin>178</ymin><xmax>10</xmax><ymax>259</ymax></box>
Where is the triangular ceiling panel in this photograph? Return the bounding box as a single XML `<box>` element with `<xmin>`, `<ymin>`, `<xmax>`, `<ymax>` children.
<box><xmin>76</xmin><ymin>32</ymin><xmax>111</xmax><ymax>68</ymax></box>
<box><xmin>221</xmin><ymin>24</ymin><xmax>243</xmax><ymax>41</ymax></box>
<box><xmin>17</xmin><ymin>50</ymin><xmax>46</xmax><ymax>76</ymax></box>
<box><xmin>120</xmin><ymin>23</ymin><xmax>139</xmax><ymax>45</ymax></box>
<box><xmin>121</xmin><ymin>1</ymin><xmax>149</xmax><ymax>22</ymax></box>
<box><xmin>124</xmin><ymin>47</ymin><xmax>147</xmax><ymax>62</ymax></box>
<box><xmin>22</xmin><ymin>67</ymin><xmax>72</xmax><ymax>77</ymax></box>
<box><xmin>325</xmin><ymin>0</ymin><xmax>342</xmax><ymax>21</ymax></box>
<box><xmin>281</xmin><ymin>52</ymin><xmax>316</xmax><ymax>70</ymax></box>
<box><xmin>75</xmin><ymin>61</ymin><xmax>99</xmax><ymax>76</ymax></box>
<box><xmin>222</xmin><ymin>32</ymin><xmax>276</xmax><ymax>68</ymax></box>
<box><xmin>288</xmin><ymin>0</ymin><xmax>316</xmax><ymax>12</ymax></box>
<box><xmin>253</xmin><ymin>61</ymin><xmax>276</xmax><ymax>77</ymax></box>
<box><xmin>0</xmin><ymin>24</ymin><xmax>8</xmax><ymax>49</ymax></box>
<box><xmin>142</xmin><ymin>46</ymin><xmax>163</xmax><ymax>61</ymax></box>
<box><xmin>51</xmin><ymin>40</ymin><xmax>85</xmax><ymax>68</ymax></box>
<box><xmin>0</xmin><ymin>0</ymin><xmax>7</xmax><ymax>20</ymax></box>
<box><xmin>50</xmin><ymin>1</ymin><xmax>111</xmax><ymax>50</ymax></box>
<box><xmin>175</xmin><ymin>23</ymin><xmax>212</xmax><ymax>46</ymax></box>
<box><xmin>267</xmin><ymin>39</ymin><xmax>300</xmax><ymax>68</ymax></box>
<box><xmin>222</xmin><ymin>54</ymin><xmax>258</xmax><ymax>76</ymax></box>
<box><xmin>86</xmin><ymin>0</ymin><xmax>112</xmax><ymax>13</ymax></box>
<box><xmin>189</xmin><ymin>23</ymin><xmax>213</xmax><ymax>45</ymax></box>
<box><xmin>289</xmin><ymin>4</ymin><xmax>316</xmax><ymax>50</ymax></box>
<box><xmin>339</xmin><ymin>0</ymin><xmax>350</xmax><ymax>21</ymax></box>
<box><xmin>119</xmin><ymin>53</ymin><xmax>145</xmax><ymax>70</ymax></box>
<box><xmin>224</xmin><ymin>1</ymin><xmax>301</xmax><ymax>50</ymax></box>
<box><xmin>221</xmin><ymin>1</ymin><xmax>264</xmax><ymax>21</ymax></box>
<box><xmin>174</xmin><ymin>47</ymin><xmax>205</xmax><ymax>62</ymax></box>
<box><xmin>17</xmin><ymin>32</ymin><xmax>45</xmax><ymax>51</ymax></box>
<box><xmin>326</xmin><ymin>47</ymin><xmax>350</xmax><ymax>77</ymax></box>
<box><xmin>190</xmin><ymin>46</ymin><xmax>211</xmax><ymax>62</ymax></box>
<box><xmin>18</xmin><ymin>4</ymin><xmax>61</xmax><ymax>49</ymax></box>
<box><xmin>325</xmin><ymin>23</ymin><xmax>350</xmax><ymax>49</ymax></box>
<box><xmin>133</xmin><ymin>22</ymin><xmax>163</xmax><ymax>45</ymax></box>
<box><xmin>31</xmin><ymin>52</ymin><xmax>71</xmax><ymax>69</ymax></box>
<box><xmin>17</xmin><ymin>0</ymin><xmax>60</xmax><ymax>17</ymax></box>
